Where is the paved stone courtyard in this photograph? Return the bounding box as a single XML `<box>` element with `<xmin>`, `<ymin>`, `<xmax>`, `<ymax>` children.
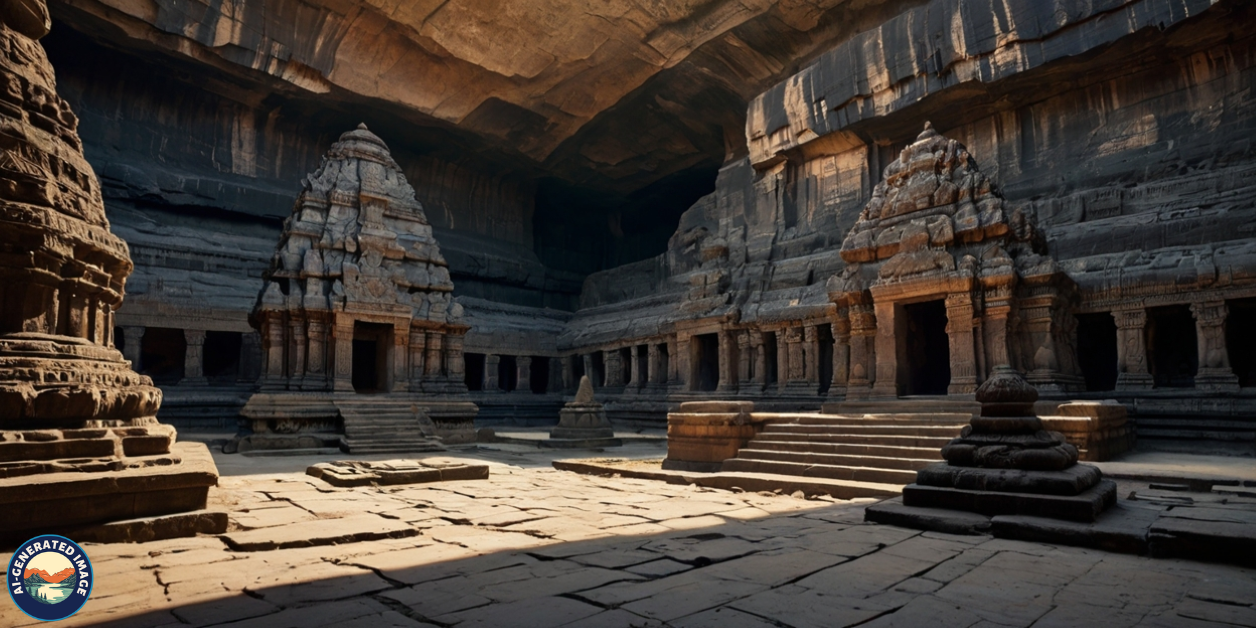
<box><xmin>3</xmin><ymin>446</ymin><xmax>1254</xmax><ymax>628</ymax></box>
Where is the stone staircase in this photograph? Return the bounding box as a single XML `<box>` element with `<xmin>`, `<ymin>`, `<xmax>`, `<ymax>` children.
<box><xmin>720</xmin><ymin>413</ymin><xmax>971</xmax><ymax>487</ymax></box>
<box><xmin>339</xmin><ymin>403</ymin><xmax>445</xmax><ymax>454</ymax></box>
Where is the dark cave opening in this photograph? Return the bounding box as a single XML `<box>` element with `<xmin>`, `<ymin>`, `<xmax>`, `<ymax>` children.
<box><xmin>1077</xmin><ymin>313</ymin><xmax>1119</xmax><ymax>392</ymax></box>
<box><xmin>902</xmin><ymin>300</ymin><xmax>951</xmax><ymax>396</ymax></box>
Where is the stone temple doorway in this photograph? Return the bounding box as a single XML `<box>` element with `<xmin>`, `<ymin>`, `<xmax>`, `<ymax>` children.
<box><xmin>693</xmin><ymin>333</ymin><xmax>719</xmax><ymax>392</ymax></box>
<box><xmin>901</xmin><ymin>300</ymin><xmax>950</xmax><ymax>395</ymax></box>
<box><xmin>352</xmin><ymin>322</ymin><xmax>392</xmax><ymax>393</ymax></box>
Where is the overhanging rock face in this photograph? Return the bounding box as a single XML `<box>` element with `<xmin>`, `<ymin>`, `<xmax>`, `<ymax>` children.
<box><xmin>238</xmin><ymin>125</ymin><xmax>478</xmax><ymax>452</ymax></box>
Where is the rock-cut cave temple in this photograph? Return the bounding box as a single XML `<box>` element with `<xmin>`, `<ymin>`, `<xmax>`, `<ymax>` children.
<box><xmin>7</xmin><ymin>0</ymin><xmax>1256</xmax><ymax>465</ymax></box>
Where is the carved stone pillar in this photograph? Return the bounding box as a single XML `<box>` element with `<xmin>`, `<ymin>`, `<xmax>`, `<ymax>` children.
<box><xmin>263</xmin><ymin>313</ymin><xmax>289</xmax><ymax>390</ymax></box>
<box><xmin>562</xmin><ymin>354</ymin><xmax>575</xmax><ymax>391</ymax></box>
<box><xmin>517</xmin><ymin>356</ymin><xmax>532</xmax><ymax>393</ymax></box>
<box><xmin>485</xmin><ymin>354</ymin><xmax>501</xmax><ymax>391</ymax></box>
<box><xmin>626</xmin><ymin>346</ymin><xmax>641</xmax><ymax>391</ymax></box>
<box><xmin>871</xmin><ymin>301</ymin><xmax>898</xmax><ymax>399</ymax></box>
<box><xmin>1114</xmin><ymin>309</ymin><xmax>1153</xmax><ymax>390</ymax></box>
<box><xmin>945</xmin><ymin>293</ymin><xmax>978</xmax><ymax>395</ymax></box>
<box><xmin>1191</xmin><ymin>301</ymin><xmax>1239</xmax><ymax>391</ymax></box>
<box><xmin>716</xmin><ymin>330</ymin><xmax>738</xmax><ymax>394</ymax></box>
<box><xmin>604</xmin><ymin>349</ymin><xmax>623</xmax><ymax>388</ymax></box>
<box><xmin>752</xmin><ymin>332</ymin><xmax>767</xmax><ymax>391</ymax></box>
<box><xmin>391</xmin><ymin>324</ymin><xmax>408</xmax><ymax>392</ymax></box>
<box><xmin>306</xmin><ymin>317</ymin><xmax>329</xmax><ymax>390</ymax></box>
<box><xmin>120</xmin><ymin>325</ymin><xmax>145</xmax><ymax>372</ymax></box>
<box><xmin>239</xmin><ymin>331</ymin><xmax>262</xmax><ymax>384</ymax></box>
<box><xmin>408</xmin><ymin>329</ymin><xmax>427</xmax><ymax>388</ymax></box>
<box><xmin>981</xmin><ymin>292</ymin><xmax>1014</xmax><ymax>373</ymax></box>
<box><xmin>847</xmin><ymin>303</ymin><xmax>876</xmax><ymax>400</ymax></box>
<box><xmin>673</xmin><ymin>336</ymin><xmax>689</xmax><ymax>391</ymax></box>
<box><xmin>737</xmin><ymin>332</ymin><xmax>751</xmax><ymax>389</ymax></box>
<box><xmin>181</xmin><ymin>329</ymin><xmax>207</xmax><ymax>386</ymax></box>
<box><xmin>830</xmin><ymin>317</ymin><xmax>850</xmax><ymax>398</ymax></box>
<box><xmin>776</xmin><ymin>329</ymin><xmax>790</xmax><ymax>393</ymax></box>
<box><xmin>424</xmin><ymin>331</ymin><xmax>444</xmax><ymax>391</ymax></box>
<box><xmin>332</xmin><ymin>321</ymin><xmax>354</xmax><ymax>392</ymax></box>
<box><xmin>804</xmin><ymin>325</ymin><xmax>819</xmax><ymax>387</ymax></box>
<box><xmin>548</xmin><ymin>356</ymin><xmax>564</xmax><ymax>393</ymax></box>
<box><xmin>287</xmin><ymin>315</ymin><xmax>307</xmax><ymax>388</ymax></box>
<box><xmin>647</xmin><ymin>343</ymin><xmax>662</xmax><ymax>388</ymax></box>
<box><xmin>445</xmin><ymin>332</ymin><xmax>467</xmax><ymax>391</ymax></box>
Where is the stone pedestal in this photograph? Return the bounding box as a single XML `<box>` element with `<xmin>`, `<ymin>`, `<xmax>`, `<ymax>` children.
<box><xmin>871</xmin><ymin>367</ymin><xmax>1116</xmax><ymax>528</ymax></box>
<box><xmin>1039</xmin><ymin>400</ymin><xmax>1135</xmax><ymax>462</ymax></box>
<box><xmin>542</xmin><ymin>376</ymin><xmax>622</xmax><ymax>449</ymax></box>
<box><xmin>663</xmin><ymin>401</ymin><xmax>765</xmax><ymax>472</ymax></box>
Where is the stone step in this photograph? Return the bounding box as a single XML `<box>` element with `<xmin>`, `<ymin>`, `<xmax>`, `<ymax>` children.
<box><xmin>1138</xmin><ymin>428</ymin><xmax>1256</xmax><ymax>442</ymax></box>
<box><xmin>748</xmin><ymin>439</ymin><xmax>942</xmax><ymax>459</ymax></box>
<box><xmin>761</xmin><ymin>423</ymin><xmax>964</xmax><ymax>436</ymax></box>
<box><xmin>752</xmin><ymin>432</ymin><xmax>955</xmax><ymax>449</ymax></box>
<box><xmin>733</xmin><ymin>448</ymin><xmax>937</xmax><ymax>471</ymax></box>
<box><xmin>720</xmin><ymin>458</ymin><xmax>918</xmax><ymax>484</ymax></box>
<box><xmin>789</xmin><ymin>414</ymin><xmax>971</xmax><ymax>426</ymax></box>
<box><xmin>553</xmin><ymin>459</ymin><xmax>902</xmax><ymax>500</ymax></box>
<box><xmin>342</xmin><ymin>441</ymin><xmax>445</xmax><ymax>454</ymax></box>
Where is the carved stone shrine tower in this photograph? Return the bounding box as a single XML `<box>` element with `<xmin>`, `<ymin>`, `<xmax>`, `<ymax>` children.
<box><xmin>829</xmin><ymin>123</ymin><xmax>1082</xmax><ymax>402</ymax></box>
<box><xmin>0</xmin><ymin>0</ymin><xmax>220</xmax><ymax>542</ymax></box>
<box><xmin>237</xmin><ymin>125</ymin><xmax>478</xmax><ymax>452</ymax></box>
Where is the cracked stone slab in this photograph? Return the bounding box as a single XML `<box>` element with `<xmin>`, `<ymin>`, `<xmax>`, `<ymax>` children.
<box><xmin>221</xmin><ymin>514</ymin><xmax>421</xmax><ymax>551</ymax></box>
<box><xmin>307</xmin><ymin>458</ymin><xmax>490</xmax><ymax>487</ymax></box>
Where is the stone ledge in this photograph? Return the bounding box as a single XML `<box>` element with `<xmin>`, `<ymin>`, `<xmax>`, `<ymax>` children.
<box><xmin>902</xmin><ymin>479</ymin><xmax>1117</xmax><ymax>523</ymax></box>
<box><xmin>306</xmin><ymin>458</ymin><xmax>490</xmax><ymax>487</ymax></box>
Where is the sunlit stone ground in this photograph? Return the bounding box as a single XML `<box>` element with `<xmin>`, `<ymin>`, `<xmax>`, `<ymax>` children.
<box><xmin>2</xmin><ymin>442</ymin><xmax>1253</xmax><ymax>628</ymax></box>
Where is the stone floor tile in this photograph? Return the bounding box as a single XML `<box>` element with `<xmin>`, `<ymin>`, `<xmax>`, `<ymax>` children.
<box><xmin>220</xmin><ymin>513</ymin><xmax>418</xmax><ymax>551</ymax></box>
<box><xmin>333</xmin><ymin>610</ymin><xmax>441</xmax><ymax>628</ymax></box>
<box><xmin>701</xmin><ymin>547</ymin><xmax>850</xmax><ymax>586</ymax></box>
<box><xmin>855</xmin><ymin>594</ymin><xmax>984</xmax><ymax>628</ymax></box>
<box><xmin>208</xmin><ymin>598</ymin><xmax>391</xmax><ymax>628</ymax></box>
<box><xmin>670</xmin><ymin>605</ymin><xmax>782</xmax><ymax>627</ymax></box>
<box><xmin>569</xmin><ymin>547</ymin><xmax>660</xmax><ymax>569</ymax></box>
<box><xmin>618</xmin><ymin>577</ymin><xmax>767</xmax><ymax>622</ymax></box>
<box><xmin>730</xmin><ymin>586</ymin><xmax>897</xmax><ymax>628</ymax></box>
<box><xmin>244</xmin><ymin>561</ymin><xmax>393</xmax><ymax>606</ymax></box>
<box><xmin>168</xmin><ymin>592</ymin><xmax>280</xmax><ymax>626</ymax></box>
<box><xmin>1174</xmin><ymin>597</ymin><xmax>1256</xmax><ymax>627</ymax></box>
<box><xmin>641</xmin><ymin>534</ymin><xmax>760</xmax><ymax>564</ymax></box>
<box><xmin>656</xmin><ymin>514</ymin><xmax>732</xmax><ymax>530</ymax></box>
<box><xmin>559</xmin><ymin>609</ymin><xmax>665</xmax><ymax>627</ymax></box>
<box><xmin>795</xmin><ymin>550</ymin><xmax>940</xmax><ymax>596</ymax></box>
<box><xmin>230</xmin><ymin>504</ymin><xmax>319</xmax><ymax>529</ymax></box>
<box><xmin>932</xmin><ymin>569</ymin><xmax>1060</xmax><ymax>626</ymax></box>
<box><xmin>624</xmin><ymin>557</ymin><xmax>693</xmax><ymax>577</ymax></box>
<box><xmin>1030</xmin><ymin>601</ymin><xmax>1148</xmax><ymax>628</ymax></box>
<box><xmin>379</xmin><ymin>578</ymin><xmax>494</xmax><ymax>618</ymax></box>
<box><xmin>476</xmin><ymin>564</ymin><xmax>644</xmax><ymax>602</ymax></box>
<box><xmin>435</xmin><ymin>595</ymin><xmax>604</xmax><ymax>628</ymax></box>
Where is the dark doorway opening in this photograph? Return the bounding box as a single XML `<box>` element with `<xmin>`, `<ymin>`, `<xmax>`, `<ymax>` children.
<box><xmin>658</xmin><ymin>343</ymin><xmax>670</xmax><ymax>385</ymax></box>
<box><xmin>764</xmin><ymin>332</ymin><xmax>778</xmax><ymax>385</ymax></box>
<box><xmin>498</xmin><ymin>355</ymin><xmax>518</xmax><ymax>392</ymax></box>
<box><xmin>619</xmin><ymin>347</ymin><xmax>633</xmax><ymax>385</ymax></box>
<box><xmin>141</xmin><ymin>327</ymin><xmax>186</xmax><ymax>385</ymax></box>
<box><xmin>817</xmin><ymin>325</ymin><xmax>834</xmax><ymax>395</ymax></box>
<box><xmin>352</xmin><ymin>322</ymin><xmax>391</xmax><ymax>393</ymax></box>
<box><xmin>464</xmin><ymin>353</ymin><xmax>485</xmax><ymax>391</ymax></box>
<box><xmin>573</xmin><ymin>354</ymin><xmax>586</xmax><ymax>384</ymax></box>
<box><xmin>204</xmin><ymin>331</ymin><xmax>242</xmax><ymax>383</ymax></box>
<box><xmin>530</xmin><ymin>356</ymin><xmax>550</xmax><ymax>394</ymax></box>
<box><xmin>1148</xmin><ymin>305</ymin><xmax>1197</xmax><ymax>388</ymax></box>
<box><xmin>590</xmin><ymin>352</ymin><xmax>605</xmax><ymax>387</ymax></box>
<box><xmin>694</xmin><ymin>333</ymin><xmax>720</xmax><ymax>392</ymax></box>
<box><xmin>1077</xmin><ymin>313</ymin><xmax>1118</xmax><ymax>391</ymax></box>
<box><xmin>1228</xmin><ymin>298</ymin><xmax>1256</xmax><ymax>387</ymax></box>
<box><xmin>636</xmin><ymin>345</ymin><xmax>649</xmax><ymax>384</ymax></box>
<box><xmin>902</xmin><ymin>300</ymin><xmax>951</xmax><ymax>395</ymax></box>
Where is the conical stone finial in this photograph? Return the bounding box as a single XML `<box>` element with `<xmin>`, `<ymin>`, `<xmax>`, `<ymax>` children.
<box><xmin>357</xmin><ymin>122</ymin><xmax>369</xmax><ymax>130</ymax></box>
<box><xmin>574</xmin><ymin>375</ymin><xmax>595</xmax><ymax>404</ymax></box>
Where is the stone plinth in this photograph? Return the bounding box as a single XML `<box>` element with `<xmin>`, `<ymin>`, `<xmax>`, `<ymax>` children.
<box><xmin>542</xmin><ymin>376</ymin><xmax>621</xmax><ymax>449</ymax></box>
<box><xmin>663</xmin><ymin>401</ymin><xmax>766</xmax><ymax>472</ymax></box>
<box><xmin>877</xmin><ymin>367</ymin><xmax>1116</xmax><ymax>526</ymax></box>
<box><xmin>0</xmin><ymin>0</ymin><xmax>219</xmax><ymax>544</ymax></box>
<box><xmin>1039</xmin><ymin>401</ymin><xmax>1135</xmax><ymax>462</ymax></box>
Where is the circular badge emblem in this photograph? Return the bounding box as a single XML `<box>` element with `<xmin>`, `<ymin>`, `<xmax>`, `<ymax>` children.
<box><xmin>7</xmin><ymin>535</ymin><xmax>93</xmax><ymax>622</ymax></box>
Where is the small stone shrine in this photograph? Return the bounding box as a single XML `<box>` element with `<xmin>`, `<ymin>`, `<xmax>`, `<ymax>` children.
<box><xmin>237</xmin><ymin>124</ymin><xmax>478</xmax><ymax>452</ymax></box>
<box><xmin>543</xmin><ymin>376</ymin><xmax>621</xmax><ymax>449</ymax></box>
<box><xmin>0</xmin><ymin>0</ymin><xmax>220</xmax><ymax>543</ymax></box>
<box><xmin>829</xmin><ymin>122</ymin><xmax>1082</xmax><ymax>399</ymax></box>
<box><xmin>871</xmin><ymin>367</ymin><xmax>1117</xmax><ymax>528</ymax></box>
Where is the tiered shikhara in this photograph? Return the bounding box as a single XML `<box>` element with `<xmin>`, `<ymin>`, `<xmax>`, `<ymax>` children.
<box><xmin>0</xmin><ymin>0</ymin><xmax>218</xmax><ymax>542</ymax></box>
<box><xmin>239</xmin><ymin>125</ymin><xmax>477</xmax><ymax>452</ymax></box>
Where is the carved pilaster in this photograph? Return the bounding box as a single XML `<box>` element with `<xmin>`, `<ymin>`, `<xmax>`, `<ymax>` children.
<box><xmin>626</xmin><ymin>346</ymin><xmax>641</xmax><ymax>392</ymax></box>
<box><xmin>423</xmin><ymin>331</ymin><xmax>444</xmax><ymax>391</ymax></box>
<box><xmin>1191</xmin><ymin>301</ymin><xmax>1239</xmax><ymax>391</ymax></box>
<box><xmin>604</xmin><ymin>349</ymin><xmax>624</xmax><ymax>389</ymax></box>
<box><xmin>647</xmin><ymin>343</ymin><xmax>662</xmax><ymax>388</ymax></box>
<box><xmin>408</xmin><ymin>330</ymin><xmax>427</xmax><ymax>388</ymax></box>
<box><xmin>445</xmin><ymin>332</ymin><xmax>467</xmax><ymax>391</ymax></box>
<box><xmin>945</xmin><ymin>293</ymin><xmax>978</xmax><ymax>395</ymax></box>
<box><xmin>804</xmin><ymin>325</ymin><xmax>819</xmax><ymax>387</ymax></box>
<box><xmin>306</xmin><ymin>317</ymin><xmax>329</xmax><ymax>390</ymax></box>
<box><xmin>776</xmin><ymin>330</ymin><xmax>789</xmax><ymax>393</ymax></box>
<box><xmin>751</xmin><ymin>332</ymin><xmax>767</xmax><ymax>390</ymax></box>
<box><xmin>287</xmin><ymin>315</ymin><xmax>307</xmax><ymax>388</ymax></box>
<box><xmin>485</xmin><ymin>354</ymin><xmax>501</xmax><ymax>391</ymax></box>
<box><xmin>180</xmin><ymin>329</ymin><xmax>208</xmax><ymax>386</ymax></box>
<box><xmin>239</xmin><ymin>331</ymin><xmax>262</xmax><ymax>384</ymax></box>
<box><xmin>673</xmin><ymin>336</ymin><xmax>690</xmax><ymax>391</ymax></box>
<box><xmin>737</xmin><ymin>332</ymin><xmax>751</xmax><ymax>389</ymax></box>
<box><xmin>1114</xmin><ymin>309</ymin><xmax>1154</xmax><ymax>390</ymax></box>
<box><xmin>332</xmin><ymin>321</ymin><xmax>354</xmax><ymax>392</ymax></box>
<box><xmin>517</xmin><ymin>356</ymin><xmax>532</xmax><ymax>393</ymax></box>
<box><xmin>871</xmin><ymin>301</ymin><xmax>898</xmax><ymax>399</ymax></box>
<box><xmin>716</xmin><ymin>330</ymin><xmax>738</xmax><ymax>394</ymax></box>
<box><xmin>830</xmin><ymin>317</ymin><xmax>850</xmax><ymax>398</ymax></box>
<box><xmin>847</xmin><ymin>303</ymin><xmax>876</xmax><ymax>400</ymax></box>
